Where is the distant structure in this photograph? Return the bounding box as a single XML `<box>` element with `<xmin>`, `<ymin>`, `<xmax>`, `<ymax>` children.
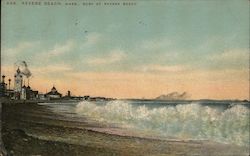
<box><xmin>6</xmin><ymin>78</ymin><xmax>14</xmax><ymax>98</ymax></box>
<box><xmin>14</xmin><ymin>67</ymin><xmax>23</xmax><ymax>99</ymax></box>
<box><xmin>61</xmin><ymin>90</ymin><xmax>72</xmax><ymax>100</ymax></box>
<box><xmin>1</xmin><ymin>65</ymin><xmax>115</xmax><ymax>101</ymax></box>
<box><xmin>155</xmin><ymin>92</ymin><xmax>191</xmax><ymax>100</ymax></box>
<box><xmin>21</xmin><ymin>85</ymin><xmax>27</xmax><ymax>100</ymax></box>
<box><xmin>45</xmin><ymin>86</ymin><xmax>62</xmax><ymax>100</ymax></box>
<box><xmin>20</xmin><ymin>84</ymin><xmax>38</xmax><ymax>100</ymax></box>
<box><xmin>38</xmin><ymin>92</ymin><xmax>47</xmax><ymax>100</ymax></box>
<box><xmin>0</xmin><ymin>75</ymin><xmax>7</xmax><ymax>97</ymax></box>
<box><xmin>67</xmin><ymin>90</ymin><xmax>71</xmax><ymax>97</ymax></box>
<box><xmin>13</xmin><ymin>67</ymin><xmax>38</xmax><ymax>100</ymax></box>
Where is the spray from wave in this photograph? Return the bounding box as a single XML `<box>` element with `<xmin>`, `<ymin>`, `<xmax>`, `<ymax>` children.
<box><xmin>75</xmin><ymin>100</ymin><xmax>249</xmax><ymax>146</ymax></box>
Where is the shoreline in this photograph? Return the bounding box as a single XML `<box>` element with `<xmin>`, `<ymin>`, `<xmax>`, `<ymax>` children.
<box><xmin>1</xmin><ymin>101</ymin><xmax>249</xmax><ymax>156</ymax></box>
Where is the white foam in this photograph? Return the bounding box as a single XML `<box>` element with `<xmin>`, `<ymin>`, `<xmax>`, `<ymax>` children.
<box><xmin>75</xmin><ymin>100</ymin><xmax>249</xmax><ymax>146</ymax></box>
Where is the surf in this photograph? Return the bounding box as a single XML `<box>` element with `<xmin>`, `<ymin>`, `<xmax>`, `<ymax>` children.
<box><xmin>75</xmin><ymin>100</ymin><xmax>249</xmax><ymax>146</ymax></box>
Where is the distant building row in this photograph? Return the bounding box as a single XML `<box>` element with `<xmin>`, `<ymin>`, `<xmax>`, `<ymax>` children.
<box><xmin>0</xmin><ymin>67</ymin><xmax>115</xmax><ymax>101</ymax></box>
<box><xmin>1</xmin><ymin>67</ymin><xmax>63</xmax><ymax>100</ymax></box>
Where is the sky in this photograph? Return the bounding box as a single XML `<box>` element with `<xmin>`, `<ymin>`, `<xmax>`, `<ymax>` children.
<box><xmin>1</xmin><ymin>0</ymin><xmax>249</xmax><ymax>99</ymax></box>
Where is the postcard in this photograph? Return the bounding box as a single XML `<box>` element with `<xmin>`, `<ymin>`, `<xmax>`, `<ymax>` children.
<box><xmin>0</xmin><ymin>0</ymin><xmax>249</xmax><ymax>155</ymax></box>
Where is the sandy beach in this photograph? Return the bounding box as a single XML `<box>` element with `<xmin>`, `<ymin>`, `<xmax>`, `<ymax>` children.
<box><xmin>1</xmin><ymin>101</ymin><xmax>249</xmax><ymax>156</ymax></box>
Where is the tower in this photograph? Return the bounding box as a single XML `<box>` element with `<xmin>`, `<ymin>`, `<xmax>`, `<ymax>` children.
<box><xmin>8</xmin><ymin>78</ymin><xmax>11</xmax><ymax>90</ymax></box>
<box><xmin>14</xmin><ymin>67</ymin><xmax>23</xmax><ymax>93</ymax></box>
<box><xmin>2</xmin><ymin>75</ymin><xmax>5</xmax><ymax>83</ymax></box>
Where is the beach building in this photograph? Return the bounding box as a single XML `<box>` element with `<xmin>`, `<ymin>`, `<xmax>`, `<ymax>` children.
<box><xmin>20</xmin><ymin>85</ymin><xmax>27</xmax><ymax>100</ymax></box>
<box><xmin>26</xmin><ymin>85</ymin><xmax>38</xmax><ymax>100</ymax></box>
<box><xmin>45</xmin><ymin>86</ymin><xmax>62</xmax><ymax>100</ymax></box>
<box><xmin>38</xmin><ymin>93</ymin><xmax>47</xmax><ymax>100</ymax></box>
<box><xmin>20</xmin><ymin>85</ymin><xmax>39</xmax><ymax>100</ymax></box>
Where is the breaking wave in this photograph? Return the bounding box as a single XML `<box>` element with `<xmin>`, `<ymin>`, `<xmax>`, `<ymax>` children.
<box><xmin>75</xmin><ymin>100</ymin><xmax>249</xmax><ymax>146</ymax></box>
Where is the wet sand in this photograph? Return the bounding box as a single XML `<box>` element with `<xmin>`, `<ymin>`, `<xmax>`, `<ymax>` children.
<box><xmin>1</xmin><ymin>101</ymin><xmax>249</xmax><ymax>156</ymax></box>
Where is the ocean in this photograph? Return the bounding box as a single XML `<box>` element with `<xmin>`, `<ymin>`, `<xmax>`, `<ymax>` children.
<box><xmin>39</xmin><ymin>100</ymin><xmax>250</xmax><ymax>147</ymax></box>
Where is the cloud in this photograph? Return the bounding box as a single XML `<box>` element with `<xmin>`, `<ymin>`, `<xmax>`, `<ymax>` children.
<box><xmin>136</xmin><ymin>64</ymin><xmax>186</xmax><ymax>73</ymax></box>
<box><xmin>210</xmin><ymin>49</ymin><xmax>248</xmax><ymax>61</ymax></box>
<box><xmin>2</xmin><ymin>41</ymin><xmax>39</xmax><ymax>63</ymax></box>
<box><xmin>140</xmin><ymin>37</ymin><xmax>172</xmax><ymax>50</ymax></box>
<box><xmin>84</xmin><ymin>32</ymin><xmax>102</xmax><ymax>46</ymax></box>
<box><xmin>87</xmin><ymin>50</ymin><xmax>126</xmax><ymax>66</ymax></box>
<box><xmin>47</xmin><ymin>40</ymin><xmax>75</xmax><ymax>56</ymax></box>
<box><xmin>34</xmin><ymin>40</ymin><xmax>76</xmax><ymax>65</ymax></box>
<box><xmin>34</xmin><ymin>64</ymin><xmax>72</xmax><ymax>74</ymax></box>
<box><xmin>2</xmin><ymin>41</ymin><xmax>37</xmax><ymax>55</ymax></box>
<box><xmin>206</xmin><ymin>49</ymin><xmax>249</xmax><ymax>70</ymax></box>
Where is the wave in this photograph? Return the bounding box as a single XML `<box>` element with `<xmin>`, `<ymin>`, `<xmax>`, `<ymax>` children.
<box><xmin>75</xmin><ymin>100</ymin><xmax>249</xmax><ymax>146</ymax></box>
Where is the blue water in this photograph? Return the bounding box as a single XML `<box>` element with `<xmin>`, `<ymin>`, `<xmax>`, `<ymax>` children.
<box><xmin>41</xmin><ymin>100</ymin><xmax>250</xmax><ymax>146</ymax></box>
